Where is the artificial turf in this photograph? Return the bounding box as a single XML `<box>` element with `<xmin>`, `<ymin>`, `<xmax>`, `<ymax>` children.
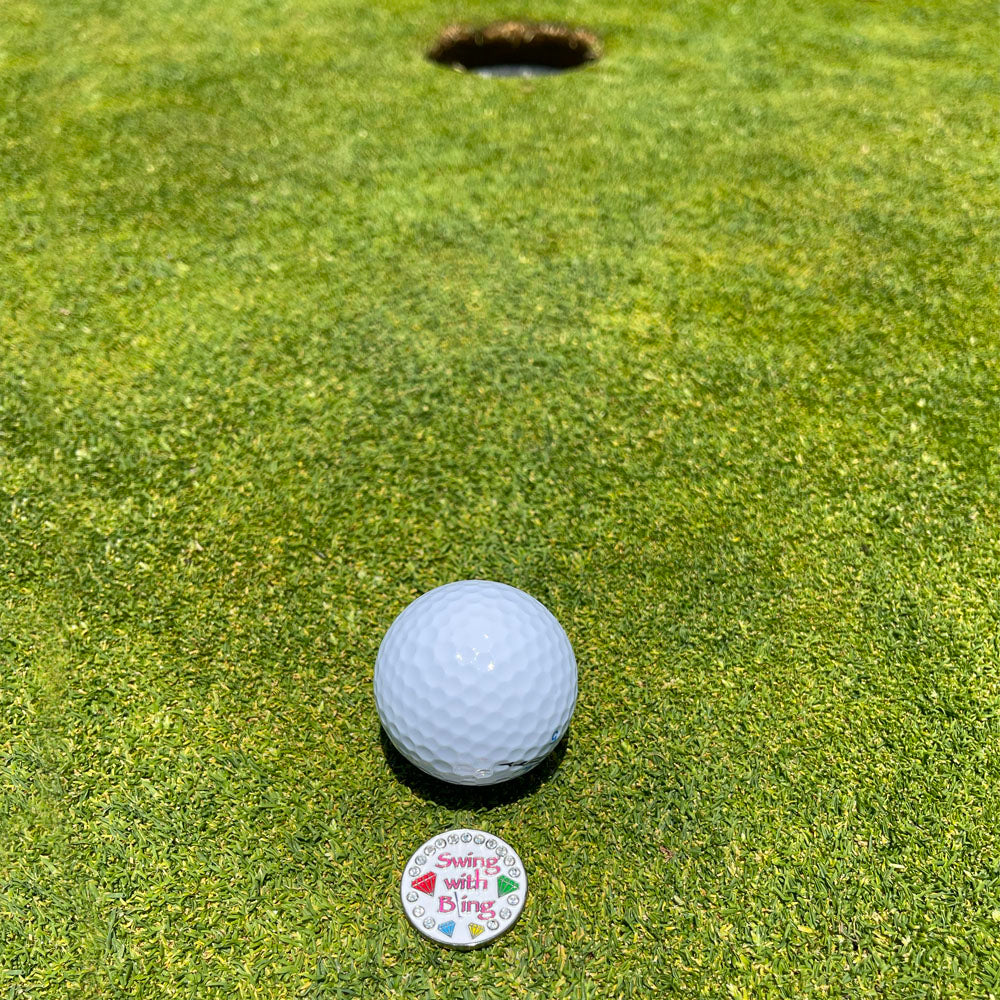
<box><xmin>2</xmin><ymin>0</ymin><xmax>999</xmax><ymax>996</ymax></box>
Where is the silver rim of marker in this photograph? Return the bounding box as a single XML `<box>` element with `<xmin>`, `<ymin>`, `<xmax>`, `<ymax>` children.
<box><xmin>400</xmin><ymin>828</ymin><xmax>527</xmax><ymax>949</ymax></box>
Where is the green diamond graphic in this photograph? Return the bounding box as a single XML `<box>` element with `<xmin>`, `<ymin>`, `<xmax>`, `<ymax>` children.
<box><xmin>497</xmin><ymin>875</ymin><xmax>519</xmax><ymax>896</ymax></box>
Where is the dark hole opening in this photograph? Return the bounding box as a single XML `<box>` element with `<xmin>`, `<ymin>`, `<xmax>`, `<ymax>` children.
<box><xmin>428</xmin><ymin>21</ymin><xmax>602</xmax><ymax>74</ymax></box>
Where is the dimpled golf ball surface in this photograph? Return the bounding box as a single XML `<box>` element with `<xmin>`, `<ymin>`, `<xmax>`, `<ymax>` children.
<box><xmin>374</xmin><ymin>581</ymin><xmax>577</xmax><ymax>785</ymax></box>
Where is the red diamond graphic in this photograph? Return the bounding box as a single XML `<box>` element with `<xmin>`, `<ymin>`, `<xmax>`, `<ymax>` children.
<box><xmin>411</xmin><ymin>872</ymin><xmax>436</xmax><ymax>895</ymax></box>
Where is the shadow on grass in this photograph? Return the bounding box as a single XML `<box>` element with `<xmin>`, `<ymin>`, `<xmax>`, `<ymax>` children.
<box><xmin>379</xmin><ymin>725</ymin><xmax>570</xmax><ymax>809</ymax></box>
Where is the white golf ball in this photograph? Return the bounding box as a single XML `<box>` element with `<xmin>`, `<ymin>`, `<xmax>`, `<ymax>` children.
<box><xmin>374</xmin><ymin>580</ymin><xmax>577</xmax><ymax>786</ymax></box>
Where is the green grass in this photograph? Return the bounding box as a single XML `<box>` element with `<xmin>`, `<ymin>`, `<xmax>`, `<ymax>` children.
<box><xmin>2</xmin><ymin>0</ymin><xmax>999</xmax><ymax>995</ymax></box>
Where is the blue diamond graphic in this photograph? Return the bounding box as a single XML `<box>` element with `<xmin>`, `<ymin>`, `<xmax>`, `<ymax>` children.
<box><xmin>438</xmin><ymin>920</ymin><xmax>456</xmax><ymax>937</ymax></box>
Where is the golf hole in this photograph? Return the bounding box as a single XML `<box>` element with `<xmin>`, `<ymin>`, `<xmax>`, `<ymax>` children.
<box><xmin>428</xmin><ymin>21</ymin><xmax>602</xmax><ymax>78</ymax></box>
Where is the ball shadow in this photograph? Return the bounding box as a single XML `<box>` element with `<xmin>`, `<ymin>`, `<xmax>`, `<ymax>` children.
<box><xmin>379</xmin><ymin>726</ymin><xmax>571</xmax><ymax>809</ymax></box>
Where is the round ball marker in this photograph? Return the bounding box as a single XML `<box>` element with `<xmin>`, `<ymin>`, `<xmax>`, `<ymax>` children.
<box><xmin>400</xmin><ymin>828</ymin><xmax>527</xmax><ymax>949</ymax></box>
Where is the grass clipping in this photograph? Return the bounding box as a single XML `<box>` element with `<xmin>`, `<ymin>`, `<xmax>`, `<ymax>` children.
<box><xmin>428</xmin><ymin>21</ymin><xmax>602</xmax><ymax>72</ymax></box>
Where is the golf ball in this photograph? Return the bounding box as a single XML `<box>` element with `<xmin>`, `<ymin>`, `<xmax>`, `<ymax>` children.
<box><xmin>374</xmin><ymin>580</ymin><xmax>577</xmax><ymax>786</ymax></box>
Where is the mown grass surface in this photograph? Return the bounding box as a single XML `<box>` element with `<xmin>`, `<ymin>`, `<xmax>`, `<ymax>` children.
<box><xmin>2</xmin><ymin>0</ymin><xmax>999</xmax><ymax>996</ymax></box>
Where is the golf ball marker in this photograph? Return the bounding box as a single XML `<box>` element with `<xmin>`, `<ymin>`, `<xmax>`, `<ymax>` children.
<box><xmin>400</xmin><ymin>829</ymin><xmax>526</xmax><ymax>949</ymax></box>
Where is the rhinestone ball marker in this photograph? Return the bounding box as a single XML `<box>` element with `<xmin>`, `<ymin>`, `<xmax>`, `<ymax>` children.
<box><xmin>400</xmin><ymin>829</ymin><xmax>527</xmax><ymax>949</ymax></box>
<box><xmin>374</xmin><ymin>580</ymin><xmax>577</xmax><ymax>786</ymax></box>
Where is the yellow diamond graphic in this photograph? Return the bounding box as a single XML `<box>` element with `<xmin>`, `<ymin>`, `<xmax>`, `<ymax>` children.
<box><xmin>468</xmin><ymin>923</ymin><xmax>485</xmax><ymax>938</ymax></box>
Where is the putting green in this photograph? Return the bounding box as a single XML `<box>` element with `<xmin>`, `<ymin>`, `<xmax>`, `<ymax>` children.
<box><xmin>1</xmin><ymin>1</ymin><xmax>997</xmax><ymax>996</ymax></box>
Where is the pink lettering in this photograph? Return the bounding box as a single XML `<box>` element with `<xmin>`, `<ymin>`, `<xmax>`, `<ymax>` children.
<box><xmin>435</xmin><ymin>853</ymin><xmax>502</xmax><ymax>875</ymax></box>
<box><xmin>443</xmin><ymin>872</ymin><xmax>487</xmax><ymax>891</ymax></box>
